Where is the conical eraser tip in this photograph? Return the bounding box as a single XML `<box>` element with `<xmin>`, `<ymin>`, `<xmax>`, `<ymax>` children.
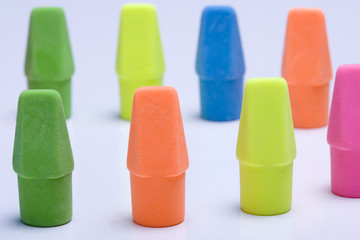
<box><xmin>196</xmin><ymin>6</ymin><xmax>245</xmax><ymax>79</ymax></box>
<box><xmin>127</xmin><ymin>86</ymin><xmax>189</xmax><ymax>176</ymax></box>
<box><xmin>196</xmin><ymin>6</ymin><xmax>245</xmax><ymax>121</ymax></box>
<box><xmin>237</xmin><ymin>78</ymin><xmax>296</xmax><ymax>165</ymax></box>
<box><xmin>25</xmin><ymin>7</ymin><xmax>74</xmax><ymax>80</ymax></box>
<box><xmin>13</xmin><ymin>89</ymin><xmax>74</xmax><ymax>179</ymax></box>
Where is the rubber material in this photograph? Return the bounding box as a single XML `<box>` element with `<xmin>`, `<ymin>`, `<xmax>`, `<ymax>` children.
<box><xmin>330</xmin><ymin>148</ymin><xmax>360</xmax><ymax>197</ymax></box>
<box><xmin>130</xmin><ymin>173</ymin><xmax>185</xmax><ymax>227</ymax></box>
<box><xmin>25</xmin><ymin>7</ymin><xmax>74</xmax><ymax>119</ymax></box>
<box><xmin>240</xmin><ymin>163</ymin><xmax>293</xmax><ymax>215</ymax></box>
<box><xmin>116</xmin><ymin>4</ymin><xmax>165</xmax><ymax>120</ymax></box>
<box><xmin>287</xmin><ymin>83</ymin><xmax>329</xmax><ymax>128</ymax></box>
<box><xmin>236</xmin><ymin>78</ymin><xmax>296</xmax><ymax>215</ymax></box>
<box><xmin>328</xmin><ymin>64</ymin><xmax>360</xmax><ymax>198</ymax></box>
<box><xmin>282</xmin><ymin>8</ymin><xmax>332</xmax><ymax>128</ymax></box>
<box><xmin>200</xmin><ymin>78</ymin><xmax>243</xmax><ymax>121</ymax></box>
<box><xmin>18</xmin><ymin>174</ymin><xmax>72</xmax><ymax>227</ymax></box>
<box><xmin>13</xmin><ymin>90</ymin><xmax>74</xmax><ymax>227</ymax></box>
<box><xmin>127</xmin><ymin>86</ymin><xmax>189</xmax><ymax>227</ymax></box>
<box><xmin>196</xmin><ymin>6</ymin><xmax>245</xmax><ymax>121</ymax></box>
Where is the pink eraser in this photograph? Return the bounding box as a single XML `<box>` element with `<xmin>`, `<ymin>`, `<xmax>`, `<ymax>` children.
<box><xmin>327</xmin><ymin>64</ymin><xmax>360</xmax><ymax>197</ymax></box>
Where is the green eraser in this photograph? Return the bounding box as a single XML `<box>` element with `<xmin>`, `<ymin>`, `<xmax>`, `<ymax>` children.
<box><xmin>13</xmin><ymin>90</ymin><xmax>74</xmax><ymax>227</ymax></box>
<box><xmin>25</xmin><ymin>7</ymin><xmax>74</xmax><ymax>119</ymax></box>
<box><xmin>116</xmin><ymin>4</ymin><xmax>165</xmax><ymax>120</ymax></box>
<box><xmin>236</xmin><ymin>78</ymin><xmax>296</xmax><ymax>215</ymax></box>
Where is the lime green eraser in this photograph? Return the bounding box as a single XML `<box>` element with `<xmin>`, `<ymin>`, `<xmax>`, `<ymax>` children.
<box><xmin>13</xmin><ymin>90</ymin><xmax>74</xmax><ymax>227</ymax></box>
<box><xmin>236</xmin><ymin>78</ymin><xmax>296</xmax><ymax>215</ymax></box>
<box><xmin>116</xmin><ymin>4</ymin><xmax>165</xmax><ymax>120</ymax></box>
<box><xmin>25</xmin><ymin>7</ymin><xmax>74</xmax><ymax>119</ymax></box>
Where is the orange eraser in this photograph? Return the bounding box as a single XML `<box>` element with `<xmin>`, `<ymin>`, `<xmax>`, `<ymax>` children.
<box><xmin>282</xmin><ymin>8</ymin><xmax>332</xmax><ymax>128</ymax></box>
<box><xmin>127</xmin><ymin>86</ymin><xmax>189</xmax><ymax>227</ymax></box>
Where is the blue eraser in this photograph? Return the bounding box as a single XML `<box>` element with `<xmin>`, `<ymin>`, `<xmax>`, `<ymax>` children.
<box><xmin>196</xmin><ymin>6</ymin><xmax>245</xmax><ymax>121</ymax></box>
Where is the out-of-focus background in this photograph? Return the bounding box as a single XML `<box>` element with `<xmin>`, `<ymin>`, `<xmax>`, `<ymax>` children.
<box><xmin>1</xmin><ymin>0</ymin><xmax>360</xmax><ymax>239</ymax></box>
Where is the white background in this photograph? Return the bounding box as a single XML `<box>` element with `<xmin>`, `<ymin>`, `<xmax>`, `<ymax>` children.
<box><xmin>1</xmin><ymin>0</ymin><xmax>360</xmax><ymax>239</ymax></box>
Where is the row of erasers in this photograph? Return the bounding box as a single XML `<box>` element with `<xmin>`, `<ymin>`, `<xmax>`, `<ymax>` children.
<box><xmin>12</xmin><ymin>3</ymin><xmax>358</xmax><ymax>228</ymax></box>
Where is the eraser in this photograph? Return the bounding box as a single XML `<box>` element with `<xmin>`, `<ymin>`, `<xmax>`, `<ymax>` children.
<box><xmin>236</xmin><ymin>78</ymin><xmax>296</xmax><ymax>215</ymax></box>
<box><xmin>127</xmin><ymin>86</ymin><xmax>189</xmax><ymax>227</ymax></box>
<box><xmin>13</xmin><ymin>90</ymin><xmax>74</xmax><ymax>227</ymax></box>
<box><xmin>328</xmin><ymin>64</ymin><xmax>360</xmax><ymax>197</ymax></box>
<box><xmin>116</xmin><ymin>4</ymin><xmax>165</xmax><ymax>120</ymax></box>
<box><xmin>25</xmin><ymin>7</ymin><xmax>74</xmax><ymax>119</ymax></box>
<box><xmin>196</xmin><ymin>6</ymin><xmax>245</xmax><ymax>121</ymax></box>
<box><xmin>282</xmin><ymin>8</ymin><xmax>332</xmax><ymax>128</ymax></box>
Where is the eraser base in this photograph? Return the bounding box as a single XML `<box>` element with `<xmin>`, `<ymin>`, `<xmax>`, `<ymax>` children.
<box><xmin>288</xmin><ymin>83</ymin><xmax>329</xmax><ymax>128</ymax></box>
<box><xmin>18</xmin><ymin>174</ymin><xmax>72</xmax><ymax>227</ymax></box>
<box><xmin>331</xmin><ymin>147</ymin><xmax>360</xmax><ymax>198</ymax></box>
<box><xmin>240</xmin><ymin>162</ymin><xmax>293</xmax><ymax>215</ymax></box>
<box><xmin>200</xmin><ymin>78</ymin><xmax>243</xmax><ymax>121</ymax></box>
<box><xmin>130</xmin><ymin>173</ymin><xmax>185</xmax><ymax>227</ymax></box>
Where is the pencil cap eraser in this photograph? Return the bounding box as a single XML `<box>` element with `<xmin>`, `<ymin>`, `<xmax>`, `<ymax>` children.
<box><xmin>282</xmin><ymin>8</ymin><xmax>332</xmax><ymax>128</ymax></box>
<box><xmin>236</xmin><ymin>78</ymin><xmax>296</xmax><ymax>215</ymax></box>
<box><xmin>13</xmin><ymin>90</ymin><xmax>74</xmax><ymax>178</ymax></box>
<box><xmin>25</xmin><ymin>7</ymin><xmax>74</xmax><ymax>80</ymax></box>
<box><xmin>328</xmin><ymin>64</ymin><xmax>360</xmax><ymax>197</ymax></box>
<box><xmin>127</xmin><ymin>86</ymin><xmax>189</xmax><ymax>176</ymax></box>
<box><xmin>196</xmin><ymin>6</ymin><xmax>245</xmax><ymax>121</ymax></box>
<box><xmin>116</xmin><ymin>4</ymin><xmax>165</xmax><ymax>120</ymax></box>
<box><xmin>127</xmin><ymin>86</ymin><xmax>188</xmax><ymax>227</ymax></box>
<box><xmin>25</xmin><ymin>7</ymin><xmax>74</xmax><ymax>118</ymax></box>
<box><xmin>13</xmin><ymin>89</ymin><xmax>74</xmax><ymax>227</ymax></box>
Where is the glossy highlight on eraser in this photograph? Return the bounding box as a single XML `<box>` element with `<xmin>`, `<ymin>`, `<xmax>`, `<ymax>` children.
<box><xmin>328</xmin><ymin>64</ymin><xmax>360</xmax><ymax>198</ymax></box>
<box><xmin>236</xmin><ymin>78</ymin><xmax>296</xmax><ymax>215</ymax></box>
<box><xmin>196</xmin><ymin>6</ymin><xmax>245</xmax><ymax>121</ymax></box>
<box><xmin>282</xmin><ymin>8</ymin><xmax>332</xmax><ymax>128</ymax></box>
<box><xmin>127</xmin><ymin>86</ymin><xmax>189</xmax><ymax>227</ymax></box>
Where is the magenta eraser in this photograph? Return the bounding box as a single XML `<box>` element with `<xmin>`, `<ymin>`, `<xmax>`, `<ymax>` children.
<box><xmin>327</xmin><ymin>64</ymin><xmax>360</xmax><ymax>197</ymax></box>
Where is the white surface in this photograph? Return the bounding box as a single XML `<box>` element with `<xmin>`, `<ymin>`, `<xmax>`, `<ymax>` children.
<box><xmin>1</xmin><ymin>0</ymin><xmax>360</xmax><ymax>239</ymax></box>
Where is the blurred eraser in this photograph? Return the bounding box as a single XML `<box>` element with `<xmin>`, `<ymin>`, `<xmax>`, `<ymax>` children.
<box><xmin>282</xmin><ymin>8</ymin><xmax>332</xmax><ymax>128</ymax></box>
<box><xmin>196</xmin><ymin>6</ymin><xmax>245</xmax><ymax>121</ymax></box>
<box><xmin>236</xmin><ymin>78</ymin><xmax>296</xmax><ymax>215</ymax></box>
<box><xmin>127</xmin><ymin>86</ymin><xmax>189</xmax><ymax>227</ymax></box>
<box><xmin>116</xmin><ymin>4</ymin><xmax>165</xmax><ymax>120</ymax></box>
<box><xmin>328</xmin><ymin>64</ymin><xmax>360</xmax><ymax>198</ymax></box>
<box><xmin>25</xmin><ymin>7</ymin><xmax>74</xmax><ymax>118</ymax></box>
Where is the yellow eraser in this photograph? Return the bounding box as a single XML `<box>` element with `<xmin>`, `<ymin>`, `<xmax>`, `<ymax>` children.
<box><xmin>236</xmin><ymin>77</ymin><xmax>296</xmax><ymax>215</ymax></box>
<box><xmin>116</xmin><ymin>4</ymin><xmax>165</xmax><ymax>120</ymax></box>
